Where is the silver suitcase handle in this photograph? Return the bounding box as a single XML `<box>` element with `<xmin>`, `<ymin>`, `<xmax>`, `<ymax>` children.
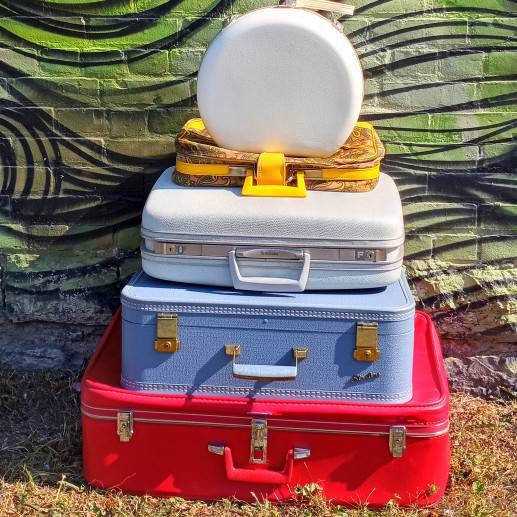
<box><xmin>228</xmin><ymin>249</ymin><xmax>310</xmax><ymax>292</ymax></box>
<box><xmin>225</xmin><ymin>345</ymin><xmax>309</xmax><ymax>381</ymax></box>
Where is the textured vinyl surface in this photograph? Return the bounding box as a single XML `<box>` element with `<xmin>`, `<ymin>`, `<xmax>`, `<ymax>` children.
<box><xmin>142</xmin><ymin>169</ymin><xmax>404</xmax><ymax>246</ymax></box>
<box><xmin>197</xmin><ymin>7</ymin><xmax>364</xmax><ymax>157</ymax></box>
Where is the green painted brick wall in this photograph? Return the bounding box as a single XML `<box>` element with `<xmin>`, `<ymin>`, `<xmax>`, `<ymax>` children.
<box><xmin>0</xmin><ymin>0</ymin><xmax>515</xmax><ymax>358</ymax></box>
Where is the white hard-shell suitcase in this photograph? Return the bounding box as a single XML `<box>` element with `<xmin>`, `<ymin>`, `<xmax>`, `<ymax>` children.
<box><xmin>140</xmin><ymin>168</ymin><xmax>404</xmax><ymax>292</ymax></box>
<box><xmin>197</xmin><ymin>5</ymin><xmax>363</xmax><ymax>157</ymax></box>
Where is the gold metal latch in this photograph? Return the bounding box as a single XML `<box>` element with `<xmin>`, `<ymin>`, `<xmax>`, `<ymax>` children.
<box><xmin>250</xmin><ymin>419</ymin><xmax>268</xmax><ymax>464</ymax></box>
<box><xmin>354</xmin><ymin>322</ymin><xmax>380</xmax><ymax>362</ymax></box>
<box><xmin>155</xmin><ymin>313</ymin><xmax>181</xmax><ymax>353</ymax></box>
<box><xmin>117</xmin><ymin>411</ymin><xmax>134</xmax><ymax>442</ymax></box>
<box><xmin>389</xmin><ymin>426</ymin><xmax>406</xmax><ymax>457</ymax></box>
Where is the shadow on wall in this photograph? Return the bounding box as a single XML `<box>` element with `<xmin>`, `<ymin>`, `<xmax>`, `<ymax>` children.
<box><xmin>0</xmin><ymin>0</ymin><xmax>514</xmax><ymax>353</ymax></box>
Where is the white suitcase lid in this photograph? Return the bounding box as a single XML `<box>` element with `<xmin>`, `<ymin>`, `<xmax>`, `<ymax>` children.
<box><xmin>197</xmin><ymin>7</ymin><xmax>364</xmax><ymax>158</ymax></box>
<box><xmin>142</xmin><ymin>168</ymin><xmax>404</xmax><ymax>248</ymax></box>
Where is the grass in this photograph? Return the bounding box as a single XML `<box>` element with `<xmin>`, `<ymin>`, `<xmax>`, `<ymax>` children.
<box><xmin>0</xmin><ymin>367</ymin><xmax>515</xmax><ymax>517</ymax></box>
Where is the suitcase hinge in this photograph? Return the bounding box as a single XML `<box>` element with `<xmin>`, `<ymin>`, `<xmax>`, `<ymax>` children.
<box><xmin>155</xmin><ymin>313</ymin><xmax>181</xmax><ymax>353</ymax></box>
<box><xmin>354</xmin><ymin>322</ymin><xmax>380</xmax><ymax>362</ymax></box>
<box><xmin>389</xmin><ymin>426</ymin><xmax>406</xmax><ymax>458</ymax></box>
<box><xmin>250</xmin><ymin>419</ymin><xmax>268</xmax><ymax>464</ymax></box>
<box><xmin>117</xmin><ymin>411</ymin><xmax>134</xmax><ymax>442</ymax></box>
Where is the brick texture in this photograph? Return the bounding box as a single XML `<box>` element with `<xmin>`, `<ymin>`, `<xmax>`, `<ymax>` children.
<box><xmin>0</xmin><ymin>0</ymin><xmax>514</xmax><ymax>369</ymax></box>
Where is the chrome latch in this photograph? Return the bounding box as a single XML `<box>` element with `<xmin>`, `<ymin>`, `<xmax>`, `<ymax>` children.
<box><xmin>389</xmin><ymin>426</ymin><xmax>406</xmax><ymax>458</ymax></box>
<box><xmin>155</xmin><ymin>313</ymin><xmax>181</xmax><ymax>353</ymax></box>
<box><xmin>207</xmin><ymin>444</ymin><xmax>225</xmax><ymax>455</ymax></box>
<box><xmin>293</xmin><ymin>448</ymin><xmax>311</xmax><ymax>460</ymax></box>
<box><xmin>355</xmin><ymin>249</ymin><xmax>378</xmax><ymax>261</ymax></box>
<box><xmin>250</xmin><ymin>419</ymin><xmax>268</xmax><ymax>464</ymax></box>
<box><xmin>154</xmin><ymin>242</ymin><xmax>185</xmax><ymax>255</ymax></box>
<box><xmin>354</xmin><ymin>322</ymin><xmax>380</xmax><ymax>362</ymax></box>
<box><xmin>117</xmin><ymin>411</ymin><xmax>134</xmax><ymax>442</ymax></box>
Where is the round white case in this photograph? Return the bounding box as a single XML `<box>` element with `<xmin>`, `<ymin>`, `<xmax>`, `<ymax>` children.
<box><xmin>197</xmin><ymin>7</ymin><xmax>364</xmax><ymax>158</ymax></box>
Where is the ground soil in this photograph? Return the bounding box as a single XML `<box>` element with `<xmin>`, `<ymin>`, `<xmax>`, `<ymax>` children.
<box><xmin>0</xmin><ymin>368</ymin><xmax>515</xmax><ymax>516</ymax></box>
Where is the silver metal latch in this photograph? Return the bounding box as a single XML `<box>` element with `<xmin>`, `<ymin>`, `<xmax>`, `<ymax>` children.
<box><xmin>154</xmin><ymin>242</ymin><xmax>184</xmax><ymax>255</ymax></box>
<box><xmin>389</xmin><ymin>426</ymin><xmax>406</xmax><ymax>457</ymax></box>
<box><xmin>355</xmin><ymin>249</ymin><xmax>378</xmax><ymax>261</ymax></box>
<box><xmin>250</xmin><ymin>419</ymin><xmax>268</xmax><ymax>464</ymax></box>
<box><xmin>117</xmin><ymin>411</ymin><xmax>134</xmax><ymax>442</ymax></box>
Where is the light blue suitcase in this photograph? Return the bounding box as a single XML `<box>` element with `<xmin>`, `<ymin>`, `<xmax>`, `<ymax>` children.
<box><xmin>121</xmin><ymin>271</ymin><xmax>415</xmax><ymax>403</ymax></box>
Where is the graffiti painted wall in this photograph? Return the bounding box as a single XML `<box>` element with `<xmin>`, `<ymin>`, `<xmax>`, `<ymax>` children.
<box><xmin>0</xmin><ymin>1</ymin><xmax>515</xmax><ymax>384</ymax></box>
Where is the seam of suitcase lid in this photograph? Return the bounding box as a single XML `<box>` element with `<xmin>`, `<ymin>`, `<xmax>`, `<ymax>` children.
<box><xmin>140</xmin><ymin>250</ymin><xmax>404</xmax><ymax>271</ymax></box>
<box><xmin>82</xmin><ymin>383</ymin><xmax>446</xmax><ymax>410</ymax></box>
<box><xmin>140</xmin><ymin>239</ymin><xmax>405</xmax><ymax>253</ymax></box>
<box><xmin>80</xmin><ymin>407</ymin><xmax>449</xmax><ymax>438</ymax></box>
<box><xmin>123</xmin><ymin>272</ymin><xmax>414</xmax><ymax>318</ymax></box>
<box><xmin>119</xmin><ymin>378</ymin><xmax>414</xmax><ymax>401</ymax></box>
<box><xmin>140</xmin><ymin>229</ymin><xmax>406</xmax><ymax>249</ymax></box>
<box><xmin>120</xmin><ymin>316</ymin><xmax>414</xmax><ymax>334</ymax></box>
<box><xmin>120</xmin><ymin>276</ymin><xmax>415</xmax><ymax>320</ymax></box>
<box><xmin>120</xmin><ymin>301</ymin><xmax>415</xmax><ymax>321</ymax></box>
<box><xmin>82</xmin><ymin>402</ymin><xmax>445</xmax><ymax>429</ymax></box>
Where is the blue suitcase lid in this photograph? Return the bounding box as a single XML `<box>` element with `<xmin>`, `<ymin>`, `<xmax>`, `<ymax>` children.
<box><xmin>121</xmin><ymin>271</ymin><xmax>415</xmax><ymax>322</ymax></box>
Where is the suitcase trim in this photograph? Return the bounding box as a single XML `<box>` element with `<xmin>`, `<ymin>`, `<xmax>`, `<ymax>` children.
<box><xmin>140</xmin><ymin>228</ymin><xmax>406</xmax><ymax>249</ymax></box>
<box><xmin>142</xmin><ymin>240</ymin><xmax>402</xmax><ymax>263</ymax></box>
<box><xmin>81</xmin><ymin>405</ymin><xmax>449</xmax><ymax>439</ymax></box>
<box><xmin>118</xmin><ymin>377</ymin><xmax>413</xmax><ymax>402</ymax></box>
<box><xmin>121</xmin><ymin>300</ymin><xmax>414</xmax><ymax>321</ymax></box>
<box><xmin>140</xmin><ymin>252</ymin><xmax>405</xmax><ymax>291</ymax></box>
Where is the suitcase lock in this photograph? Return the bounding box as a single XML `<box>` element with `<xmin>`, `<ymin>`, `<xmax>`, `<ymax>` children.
<box><xmin>155</xmin><ymin>313</ymin><xmax>181</xmax><ymax>353</ymax></box>
<box><xmin>389</xmin><ymin>426</ymin><xmax>406</xmax><ymax>458</ymax></box>
<box><xmin>117</xmin><ymin>412</ymin><xmax>134</xmax><ymax>442</ymax></box>
<box><xmin>354</xmin><ymin>322</ymin><xmax>380</xmax><ymax>362</ymax></box>
<box><xmin>250</xmin><ymin>418</ymin><xmax>268</xmax><ymax>464</ymax></box>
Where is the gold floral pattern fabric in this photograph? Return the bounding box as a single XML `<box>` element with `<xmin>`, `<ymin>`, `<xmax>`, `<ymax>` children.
<box><xmin>174</xmin><ymin>119</ymin><xmax>385</xmax><ymax>192</ymax></box>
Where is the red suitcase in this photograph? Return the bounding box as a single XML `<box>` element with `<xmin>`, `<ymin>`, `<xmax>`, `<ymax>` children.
<box><xmin>81</xmin><ymin>310</ymin><xmax>450</xmax><ymax>507</ymax></box>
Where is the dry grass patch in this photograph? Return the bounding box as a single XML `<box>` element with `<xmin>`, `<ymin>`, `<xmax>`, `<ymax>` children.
<box><xmin>0</xmin><ymin>367</ymin><xmax>515</xmax><ymax>516</ymax></box>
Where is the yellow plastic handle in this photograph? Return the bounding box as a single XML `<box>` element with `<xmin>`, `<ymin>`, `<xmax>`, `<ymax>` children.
<box><xmin>241</xmin><ymin>171</ymin><xmax>307</xmax><ymax>198</ymax></box>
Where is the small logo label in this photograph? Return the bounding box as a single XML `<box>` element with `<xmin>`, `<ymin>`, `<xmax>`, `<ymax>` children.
<box><xmin>351</xmin><ymin>372</ymin><xmax>380</xmax><ymax>383</ymax></box>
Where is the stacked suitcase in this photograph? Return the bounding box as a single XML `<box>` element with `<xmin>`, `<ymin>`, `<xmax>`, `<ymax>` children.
<box><xmin>81</xmin><ymin>3</ymin><xmax>450</xmax><ymax>507</ymax></box>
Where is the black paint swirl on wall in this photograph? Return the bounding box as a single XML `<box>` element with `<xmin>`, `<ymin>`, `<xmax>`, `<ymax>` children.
<box><xmin>0</xmin><ymin>0</ymin><xmax>513</xmax><ymax>346</ymax></box>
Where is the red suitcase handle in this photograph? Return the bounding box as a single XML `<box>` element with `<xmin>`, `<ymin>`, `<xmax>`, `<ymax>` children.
<box><xmin>222</xmin><ymin>446</ymin><xmax>294</xmax><ymax>484</ymax></box>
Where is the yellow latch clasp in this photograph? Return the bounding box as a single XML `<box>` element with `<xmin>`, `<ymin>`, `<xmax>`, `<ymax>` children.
<box><xmin>241</xmin><ymin>152</ymin><xmax>307</xmax><ymax>198</ymax></box>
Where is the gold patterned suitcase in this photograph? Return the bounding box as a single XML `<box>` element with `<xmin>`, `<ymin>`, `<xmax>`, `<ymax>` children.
<box><xmin>173</xmin><ymin>119</ymin><xmax>385</xmax><ymax>197</ymax></box>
